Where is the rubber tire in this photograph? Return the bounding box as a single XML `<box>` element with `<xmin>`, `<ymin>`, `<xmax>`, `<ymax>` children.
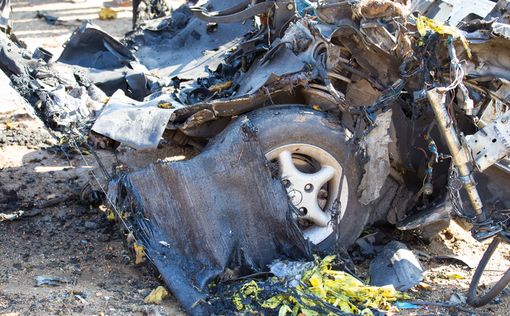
<box><xmin>247</xmin><ymin>105</ymin><xmax>371</xmax><ymax>251</ymax></box>
<box><xmin>467</xmin><ymin>237</ymin><xmax>510</xmax><ymax>307</ymax></box>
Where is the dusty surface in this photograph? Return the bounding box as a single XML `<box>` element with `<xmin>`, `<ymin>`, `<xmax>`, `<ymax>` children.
<box><xmin>0</xmin><ymin>104</ymin><xmax>188</xmax><ymax>316</ymax></box>
<box><xmin>10</xmin><ymin>0</ymin><xmax>132</xmax><ymax>57</ymax></box>
<box><xmin>1</xmin><ymin>2</ymin><xmax>190</xmax><ymax>314</ymax></box>
<box><xmin>395</xmin><ymin>222</ymin><xmax>510</xmax><ymax>315</ymax></box>
<box><xmin>1</xmin><ymin>0</ymin><xmax>510</xmax><ymax>315</ymax></box>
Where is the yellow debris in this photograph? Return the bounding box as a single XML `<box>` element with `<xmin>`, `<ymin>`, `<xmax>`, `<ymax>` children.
<box><xmin>416</xmin><ymin>16</ymin><xmax>471</xmax><ymax>58</ymax></box>
<box><xmin>99</xmin><ymin>7</ymin><xmax>118</xmax><ymax>20</ymax></box>
<box><xmin>106</xmin><ymin>210</ymin><xmax>116</xmax><ymax>221</ymax></box>
<box><xmin>233</xmin><ymin>256</ymin><xmax>411</xmax><ymax>315</ymax></box>
<box><xmin>444</xmin><ymin>272</ymin><xmax>465</xmax><ymax>280</ymax></box>
<box><xmin>417</xmin><ymin>282</ymin><xmax>432</xmax><ymax>290</ymax></box>
<box><xmin>158</xmin><ymin>102</ymin><xmax>175</xmax><ymax>109</ymax></box>
<box><xmin>209</xmin><ymin>81</ymin><xmax>233</xmax><ymax>93</ymax></box>
<box><xmin>4</xmin><ymin>121</ymin><xmax>14</xmax><ymax>130</ymax></box>
<box><xmin>133</xmin><ymin>242</ymin><xmax>145</xmax><ymax>264</ymax></box>
<box><xmin>233</xmin><ymin>280</ymin><xmax>261</xmax><ymax>310</ymax></box>
<box><xmin>144</xmin><ymin>286</ymin><xmax>169</xmax><ymax>304</ymax></box>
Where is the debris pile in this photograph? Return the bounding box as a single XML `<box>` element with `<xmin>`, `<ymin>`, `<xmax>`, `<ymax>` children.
<box><xmin>1</xmin><ymin>0</ymin><xmax>510</xmax><ymax>314</ymax></box>
<box><xmin>0</xmin><ymin>31</ymin><xmax>107</xmax><ymax>136</ymax></box>
<box><xmin>220</xmin><ymin>256</ymin><xmax>411</xmax><ymax>315</ymax></box>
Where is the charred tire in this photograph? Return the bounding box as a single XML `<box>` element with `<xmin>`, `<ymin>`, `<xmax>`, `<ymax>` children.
<box><xmin>247</xmin><ymin>105</ymin><xmax>370</xmax><ymax>251</ymax></box>
<box><xmin>467</xmin><ymin>237</ymin><xmax>510</xmax><ymax>307</ymax></box>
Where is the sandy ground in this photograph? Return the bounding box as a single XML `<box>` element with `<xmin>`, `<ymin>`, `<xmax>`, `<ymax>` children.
<box><xmin>10</xmin><ymin>0</ymin><xmax>133</xmax><ymax>57</ymax></box>
<box><xmin>1</xmin><ymin>0</ymin><xmax>510</xmax><ymax>315</ymax></box>
<box><xmin>398</xmin><ymin>223</ymin><xmax>510</xmax><ymax>315</ymax></box>
<box><xmin>2</xmin><ymin>3</ymin><xmax>186</xmax><ymax>314</ymax></box>
<box><xmin>0</xmin><ymin>77</ymin><xmax>188</xmax><ymax>315</ymax></box>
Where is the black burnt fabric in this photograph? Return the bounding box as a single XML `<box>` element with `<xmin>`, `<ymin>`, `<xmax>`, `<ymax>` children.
<box><xmin>109</xmin><ymin>117</ymin><xmax>311</xmax><ymax>314</ymax></box>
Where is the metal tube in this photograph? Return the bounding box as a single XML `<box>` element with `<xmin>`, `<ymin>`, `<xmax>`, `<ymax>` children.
<box><xmin>426</xmin><ymin>88</ymin><xmax>486</xmax><ymax>222</ymax></box>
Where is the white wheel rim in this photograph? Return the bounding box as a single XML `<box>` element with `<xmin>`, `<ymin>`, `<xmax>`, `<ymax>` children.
<box><xmin>266</xmin><ymin>144</ymin><xmax>348</xmax><ymax>244</ymax></box>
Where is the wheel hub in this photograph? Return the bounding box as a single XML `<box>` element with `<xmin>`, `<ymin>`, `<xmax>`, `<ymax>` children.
<box><xmin>265</xmin><ymin>144</ymin><xmax>348</xmax><ymax>244</ymax></box>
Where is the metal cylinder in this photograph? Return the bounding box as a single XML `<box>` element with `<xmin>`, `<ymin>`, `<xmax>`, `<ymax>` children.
<box><xmin>426</xmin><ymin>88</ymin><xmax>486</xmax><ymax>221</ymax></box>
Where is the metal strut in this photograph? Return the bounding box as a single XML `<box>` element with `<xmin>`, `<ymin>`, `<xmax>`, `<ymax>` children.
<box><xmin>427</xmin><ymin>89</ymin><xmax>501</xmax><ymax>240</ymax></box>
<box><xmin>427</xmin><ymin>89</ymin><xmax>484</xmax><ymax>219</ymax></box>
<box><xmin>191</xmin><ymin>1</ymin><xmax>297</xmax><ymax>36</ymax></box>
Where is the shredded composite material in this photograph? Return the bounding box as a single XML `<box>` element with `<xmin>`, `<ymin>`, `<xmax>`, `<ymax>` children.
<box><xmin>215</xmin><ymin>256</ymin><xmax>410</xmax><ymax>315</ymax></box>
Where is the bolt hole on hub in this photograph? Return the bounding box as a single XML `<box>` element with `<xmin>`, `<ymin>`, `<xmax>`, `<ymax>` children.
<box><xmin>266</xmin><ymin>143</ymin><xmax>347</xmax><ymax>244</ymax></box>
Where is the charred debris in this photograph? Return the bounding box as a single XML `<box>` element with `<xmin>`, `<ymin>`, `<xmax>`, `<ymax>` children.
<box><xmin>2</xmin><ymin>0</ymin><xmax>510</xmax><ymax>315</ymax></box>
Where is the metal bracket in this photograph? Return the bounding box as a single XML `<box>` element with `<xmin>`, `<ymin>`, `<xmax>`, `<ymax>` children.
<box><xmin>191</xmin><ymin>1</ymin><xmax>296</xmax><ymax>36</ymax></box>
<box><xmin>467</xmin><ymin>110</ymin><xmax>510</xmax><ymax>172</ymax></box>
<box><xmin>191</xmin><ymin>1</ymin><xmax>274</xmax><ymax>23</ymax></box>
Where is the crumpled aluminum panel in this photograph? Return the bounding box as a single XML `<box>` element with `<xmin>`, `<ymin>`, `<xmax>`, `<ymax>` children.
<box><xmin>91</xmin><ymin>90</ymin><xmax>182</xmax><ymax>149</ymax></box>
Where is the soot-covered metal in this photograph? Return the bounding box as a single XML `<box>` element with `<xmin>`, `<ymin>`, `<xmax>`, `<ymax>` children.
<box><xmin>108</xmin><ymin>117</ymin><xmax>311</xmax><ymax>314</ymax></box>
<box><xmin>3</xmin><ymin>0</ymin><xmax>510</xmax><ymax>313</ymax></box>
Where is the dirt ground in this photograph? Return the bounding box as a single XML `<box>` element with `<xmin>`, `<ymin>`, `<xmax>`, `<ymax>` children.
<box><xmin>0</xmin><ymin>83</ymin><xmax>188</xmax><ymax>315</ymax></box>
<box><xmin>1</xmin><ymin>0</ymin><xmax>510</xmax><ymax>315</ymax></box>
<box><xmin>9</xmin><ymin>0</ymin><xmax>133</xmax><ymax>56</ymax></box>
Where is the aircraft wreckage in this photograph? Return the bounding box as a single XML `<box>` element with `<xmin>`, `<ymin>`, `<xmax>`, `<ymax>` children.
<box><xmin>1</xmin><ymin>0</ymin><xmax>510</xmax><ymax>314</ymax></box>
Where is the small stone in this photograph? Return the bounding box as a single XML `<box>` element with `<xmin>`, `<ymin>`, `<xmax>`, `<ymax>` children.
<box><xmin>84</xmin><ymin>221</ymin><xmax>98</xmax><ymax>230</ymax></box>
